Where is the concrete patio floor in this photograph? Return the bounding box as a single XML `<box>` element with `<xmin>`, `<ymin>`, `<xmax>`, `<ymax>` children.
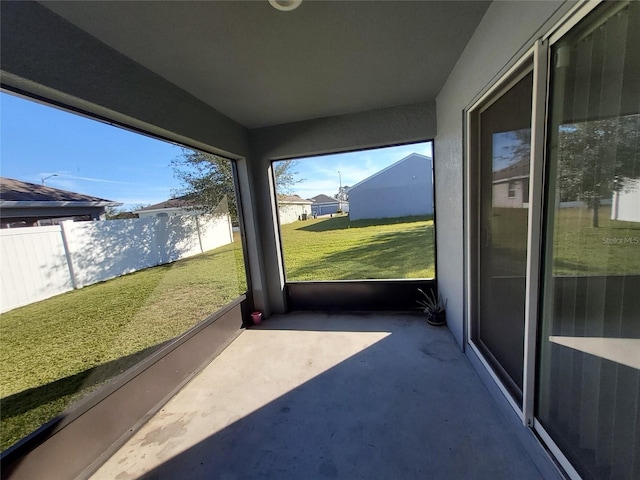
<box><xmin>91</xmin><ymin>313</ymin><xmax>549</xmax><ymax>479</ymax></box>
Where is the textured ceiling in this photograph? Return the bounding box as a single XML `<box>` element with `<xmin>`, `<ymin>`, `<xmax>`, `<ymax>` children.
<box><xmin>42</xmin><ymin>1</ymin><xmax>490</xmax><ymax>128</ymax></box>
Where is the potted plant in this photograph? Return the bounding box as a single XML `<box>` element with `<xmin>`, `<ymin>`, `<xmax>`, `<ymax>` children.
<box><xmin>417</xmin><ymin>288</ymin><xmax>447</xmax><ymax>326</ymax></box>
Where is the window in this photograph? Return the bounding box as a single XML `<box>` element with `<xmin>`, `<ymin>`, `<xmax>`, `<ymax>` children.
<box><xmin>0</xmin><ymin>92</ymin><xmax>248</xmax><ymax>451</ymax></box>
<box><xmin>273</xmin><ymin>142</ymin><xmax>436</xmax><ymax>281</ymax></box>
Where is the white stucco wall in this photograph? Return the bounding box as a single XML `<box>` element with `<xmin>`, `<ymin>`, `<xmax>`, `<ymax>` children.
<box><xmin>251</xmin><ymin>102</ymin><xmax>437</xmax><ymax>314</ymax></box>
<box><xmin>493</xmin><ymin>180</ymin><xmax>528</xmax><ymax>208</ymax></box>
<box><xmin>612</xmin><ymin>183</ymin><xmax>640</xmax><ymax>222</ymax></box>
<box><xmin>278</xmin><ymin>203</ymin><xmax>312</xmax><ymax>225</ymax></box>
<box><xmin>349</xmin><ymin>155</ymin><xmax>433</xmax><ymax>221</ymax></box>
<box><xmin>434</xmin><ymin>1</ymin><xmax>568</xmax><ymax>348</ymax></box>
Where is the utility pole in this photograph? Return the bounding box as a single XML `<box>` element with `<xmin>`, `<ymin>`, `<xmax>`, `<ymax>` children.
<box><xmin>41</xmin><ymin>173</ymin><xmax>59</xmax><ymax>185</ymax></box>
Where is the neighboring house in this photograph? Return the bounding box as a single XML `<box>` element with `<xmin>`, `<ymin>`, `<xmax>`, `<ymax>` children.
<box><xmin>310</xmin><ymin>194</ymin><xmax>348</xmax><ymax>216</ymax></box>
<box><xmin>611</xmin><ymin>179</ymin><xmax>640</xmax><ymax>222</ymax></box>
<box><xmin>277</xmin><ymin>194</ymin><xmax>312</xmax><ymax>225</ymax></box>
<box><xmin>348</xmin><ymin>153</ymin><xmax>433</xmax><ymax>221</ymax></box>
<box><xmin>0</xmin><ymin>177</ymin><xmax>121</xmax><ymax>228</ymax></box>
<box><xmin>136</xmin><ymin>196</ymin><xmax>198</xmax><ymax>218</ymax></box>
<box><xmin>492</xmin><ymin>158</ymin><xmax>530</xmax><ymax>208</ymax></box>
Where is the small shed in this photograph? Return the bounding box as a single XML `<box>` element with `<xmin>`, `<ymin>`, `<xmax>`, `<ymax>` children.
<box><xmin>278</xmin><ymin>195</ymin><xmax>313</xmax><ymax>224</ymax></box>
<box><xmin>348</xmin><ymin>153</ymin><xmax>433</xmax><ymax>221</ymax></box>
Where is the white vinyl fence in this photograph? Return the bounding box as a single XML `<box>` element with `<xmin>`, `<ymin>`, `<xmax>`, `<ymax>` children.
<box><xmin>0</xmin><ymin>214</ymin><xmax>233</xmax><ymax>313</ymax></box>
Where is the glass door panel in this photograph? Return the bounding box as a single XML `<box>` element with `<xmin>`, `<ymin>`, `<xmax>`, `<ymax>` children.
<box><xmin>537</xmin><ymin>3</ymin><xmax>640</xmax><ymax>479</ymax></box>
<box><xmin>475</xmin><ymin>70</ymin><xmax>533</xmax><ymax>405</ymax></box>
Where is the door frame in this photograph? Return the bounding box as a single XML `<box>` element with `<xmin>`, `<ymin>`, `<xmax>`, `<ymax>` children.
<box><xmin>464</xmin><ymin>2</ymin><xmax>611</xmax><ymax>479</ymax></box>
<box><xmin>465</xmin><ymin>48</ymin><xmax>535</xmax><ymax>420</ymax></box>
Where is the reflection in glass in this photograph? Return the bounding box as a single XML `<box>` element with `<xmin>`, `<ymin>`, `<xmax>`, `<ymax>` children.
<box><xmin>537</xmin><ymin>3</ymin><xmax>640</xmax><ymax>479</ymax></box>
<box><xmin>475</xmin><ymin>70</ymin><xmax>532</xmax><ymax>403</ymax></box>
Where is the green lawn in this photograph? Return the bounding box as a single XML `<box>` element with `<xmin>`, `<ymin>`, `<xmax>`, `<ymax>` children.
<box><xmin>0</xmin><ymin>239</ymin><xmax>246</xmax><ymax>450</ymax></box>
<box><xmin>550</xmin><ymin>206</ymin><xmax>640</xmax><ymax>275</ymax></box>
<box><xmin>0</xmin><ymin>216</ymin><xmax>435</xmax><ymax>450</ymax></box>
<box><xmin>490</xmin><ymin>206</ymin><xmax>640</xmax><ymax>276</ymax></box>
<box><xmin>3</xmin><ymin>207</ymin><xmax>633</xmax><ymax>451</ymax></box>
<box><xmin>279</xmin><ymin>215</ymin><xmax>436</xmax><ymax>280</ymax></box>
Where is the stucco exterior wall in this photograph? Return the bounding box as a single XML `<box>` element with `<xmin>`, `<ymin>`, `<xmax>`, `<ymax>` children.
<box><xmin>0</xmin><ymin>1</ymin><xmax>248</xmax><ymax>159</ymax></box>
<box><xmin>278</xmin><ymin>203</ymin><xmax>311</xmax><ymax>225</ymax></box>
<box><xmin>434</xmin><ymin>0</ymin><xmax>569</xmax><ymax>348</ymax></box>
<box><xmin>492</xmin><ymin>180</ymin><xmax>528</xmax><ymax>209</ymax></box>
<box><xmin>249</xmin><ymin>102</ymin><xmax>437</xmax><ymax>314</ymax></box>
<box><xmin>349</xmin><ymin>155</ymin><xmax>433</xmax><ymax>221</ymax></box>
<box><xmin>137</xmin><ymin>207</ymin><xmax>196</xmax><ymax>219</ymax></box>
<box><xmin>612</xmin><ymin>183</ymin><xmax>640</xmax><ymax>223</ymax></box>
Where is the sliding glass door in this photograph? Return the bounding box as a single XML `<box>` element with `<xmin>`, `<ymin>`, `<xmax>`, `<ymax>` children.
<box><xmin>468</xmin><ymin>2</ymin><xmax>640</xmax><ymax>478</ymax></box>
<box><xmin>472</xmin><ymin>67</ymin><xmax>533</xmax><ymax>406</ymax></box>
<box><xmin>537</xmin><ymin>3</ymin><xmax>640</xmax><ymax>479</ymax></box>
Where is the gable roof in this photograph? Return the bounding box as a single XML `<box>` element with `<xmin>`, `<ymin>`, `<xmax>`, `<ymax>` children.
<box><xmin>349</xmin><ymin>153</ymin><xmax>431</xmax><ymax>191</ymax></box>
<box><xmin>311</xmin><ymin>194</ymin><xmax>339</xmax><ymax>204</ymax></box>
<box><xmin>492</xmin><ymin>158</ymin><xmax>530</xmax><ymax>182</ymax></box>
<box><xmin>0</xmin><ymin>177</ymin><xmax>120</xmax><ymax>206</ymax></box>
<box><xmin>279</xmin><ymin>194</ymin><xmax>313</xmax><ymax>205</ymax></box>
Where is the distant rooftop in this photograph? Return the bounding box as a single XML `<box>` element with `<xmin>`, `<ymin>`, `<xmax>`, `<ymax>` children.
<box><xmin>0</xmin><ymin>177</ymin><xmax>120</xmax><ymax>205</ymax></box>
<box><xmin>279</xmin><ymin>194</ymin><xmax>313</xmax><ymax>204</ymax></box>
<box><xmin>311</xmin><ymin>194</ymin><xmax>340</xmax><ymax>204</ymax></box>
<box><xmin>493</xmin><ymin>158</ymin><xmax>530</xmax><ymax>182</ymax></box>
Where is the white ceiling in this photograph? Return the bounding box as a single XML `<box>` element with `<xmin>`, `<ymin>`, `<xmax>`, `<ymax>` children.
<box><xmin>42</xmin><ymin>1</ymin><xmax>490</xmax><ymax>129</ymax></box>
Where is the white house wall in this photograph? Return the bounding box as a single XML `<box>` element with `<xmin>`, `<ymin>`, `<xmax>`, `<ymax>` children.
<box><xmin>278</xmin><ymin>203</ymin><xmax>311</xmax><ymax>225</ymax></box>
<box><xmin>434</xmin><ymin>0</ymin><xmax>567</xmax><ymax>348</ymax></box>
<box><xmin>349</xmin><ymin>155</ymin><xmax>433</xmax><ymax>221</ymax></box>
<box><xmin>493</xmin><ymin>180</ymin><xmax>527</xmax><ymax>209</ymax></box>
<box><xmin>137</xmin><ymin>207</ymin><xmax>197</xmax><ymax>219</ymax></box>
<box><xmin>612</xmin><ymin>183</ymin><xmax>640</xmax><ymax>222</ymax></box>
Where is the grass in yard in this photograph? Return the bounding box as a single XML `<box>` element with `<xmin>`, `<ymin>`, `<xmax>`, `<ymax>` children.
<box><xmin>0</xmin><ymin>239</ymin><xmax>246</xmax><ymax>451</ymax></box>
<box><xmin>550</xmin><ymin>206</ymin><xmax>640</xmax><ymax>275</ymax></box>
<box><xmin>279</xmin><ymin>215</ymin><xmax>436</xmax><ymax>280</ymax></box>
<box><xmin>490</xmin><ymin>206</ymin><xmax>640</xmax><ymax>276</ymax></box>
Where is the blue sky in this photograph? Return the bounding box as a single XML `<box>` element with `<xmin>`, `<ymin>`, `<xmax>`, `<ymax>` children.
<box><xmin>492</xmin><ymin>128</ymin><xmax>530</xmax><ymax>171</ymax></box>
<box><xmin>290</xmin><ymin>142</ymin><xmax>432</xmax><ymax>200</ymax></box>
<box><xmin>1</xmin><ymin>92</ymin><xmax>432</xmax><ymax>209</ymax></box>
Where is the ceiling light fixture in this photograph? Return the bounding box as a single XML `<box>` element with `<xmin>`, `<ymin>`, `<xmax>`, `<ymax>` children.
<box><xmin>269</xmin><ymin>0</ymin><xmax>302</xmax><ymax>12</ymax></box>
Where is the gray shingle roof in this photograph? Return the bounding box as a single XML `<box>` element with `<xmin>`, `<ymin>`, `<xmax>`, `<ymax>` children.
<box><xmin>492</xmin><ymin>158</ymin><xmax>530</xmax><ymax>182</ymax></box>
<box><xmin>311</xmin><ymin>194</ymin><xmax>339</xmax><ymax>204</ymax></box>
<box><xmin>279</xmin><ymin>194</ymin><xmax>313</xmax><ymax>204</ymax></box>
<box><xmin>0</xmin><ymin>177</ymin><xmax>119</xmax><ymax>204</ymax></box>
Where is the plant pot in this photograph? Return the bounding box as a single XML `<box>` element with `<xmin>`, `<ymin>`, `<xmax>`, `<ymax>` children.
<box><xmin>251</xmin><ymin>311</ymin><xmax>263</xmax><ymax>325</ymax></box>
<box><xmin>427</xmin><ymin>311</ymin><xmax>446</xmax><ymax>326</ymax></box>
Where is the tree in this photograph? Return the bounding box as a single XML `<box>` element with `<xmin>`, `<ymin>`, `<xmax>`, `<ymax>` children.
<box><xmin>335</xmin><ymin>185</ymin><xmax>350</xmax><ymax>201</ymax></box>
<box><xmin>557</xmin><ymin>114</ymin><xmax>639</xmax><ymax>227</ymax></box>
<box><xmin>171</xmin><ymin>149</ymin><xmax>302</xmax><ymax>221</ymax></box>
<box><xmin>105</xmin><ymin>205</ymin><xmax>146</xmax><ymax>220</ymax></box>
